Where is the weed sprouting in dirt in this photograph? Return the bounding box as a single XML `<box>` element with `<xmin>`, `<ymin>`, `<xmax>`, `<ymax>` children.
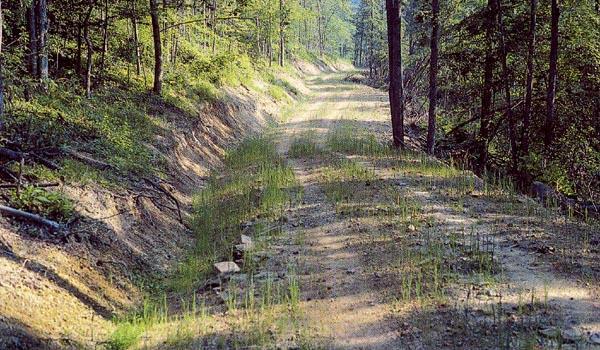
<box><xmin>288</xmin><ymin>132</ymin><xmax>323</xmax><ymax>158</ymax></box>
<box><xmin>108</xmin><ymin>135</ymin><xmax>308</xmax><ymax>349</ymax></box>
<box><xmin>168</xmin><ymin>135</ymin><xmax>301</xmax><ymax>293</ymax></box>
<box><xmin>326</xmin><ymin>124</ymin><xmax>391</xmax><ymax>156</ymax></box>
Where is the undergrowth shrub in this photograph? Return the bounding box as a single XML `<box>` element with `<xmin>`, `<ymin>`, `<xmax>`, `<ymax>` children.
<box><xmin>9</xmin><ymin>186</ymin><xmax>74</xmax><ymax>222</ymax></box>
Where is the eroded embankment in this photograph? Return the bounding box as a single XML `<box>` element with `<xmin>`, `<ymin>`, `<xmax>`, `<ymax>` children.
<box><xmin>0</xmin><ymin>60</ymin><xmax>338</xmax><ymax>349</ymax></box>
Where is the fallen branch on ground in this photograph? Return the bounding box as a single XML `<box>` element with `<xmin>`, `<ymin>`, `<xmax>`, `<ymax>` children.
<box><xmin>142</xmin><ymin>177</ymin><xmax>184</xmax><ymax>224</ymax></box>
<box><xmin>0</xmin><ymin>205</ymin><xmax>62</xmax><ymax>231</ymax></box>
<box><xmin>0</xmin><ymin>182</ymin><xmax>60</xmax><ymax>189</ymax></box>
<box><xmin>64</xmin><ymin>149</ymin><xmax>114</xmax><ymax>170</ymax></box>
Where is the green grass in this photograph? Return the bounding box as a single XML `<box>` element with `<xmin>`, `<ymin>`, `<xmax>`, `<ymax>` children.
<box><xmin>169</xmin><ymin>135</ymin><xmax>301</xmax><ymax>294</ymax></box>
<box><xmin>322</xmin><ymin>159</ymin><xmax>377</xmax><ymax>208</ymax></box>
<box><xmin>326</xmin><ymin>125</ymin><xmax>390</xmax><ymax>156</ymax></box>
<box><xmin>288</xmin><ymin>132</ymin><xmax>323</xmax><ymax>158</ymax></box>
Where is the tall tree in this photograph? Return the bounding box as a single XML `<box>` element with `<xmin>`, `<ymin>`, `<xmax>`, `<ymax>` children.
<box><xmin>37</xmin><ymin>0</ymin><xmax>49</xmax><ymax>89</ymax></box>
<box><xmin>27</xmin><ymin>3</ymin><xmax>38</xmax><ymax>77</ymax></box>
<box><xmin>496</xmin><ymin>0</ymin><xmax>517</xmax><ymax>168</ymax></box>
<box><xmin>0</xmin><ymin>0</ymin><xmax>4</xmax><ymax>123</ymax></box>
<box><xmin>150</xmin><ymin>0</ymin><xmax>163</xmax><ymax>94</ymax></box>
<box><xmin>83</xmin><ymin>0</ymin><xmax>95</xmax><ymax>98</ymax></box>
<box><xmin>521</xmin><ymin>0</ymin><xmax>537</xmax><ymax>158</ymax></box>
<box><xmin>544</xmin><ymin>0</ymin><xmax>559</xmax><ymax>147</ymax></box>
<box><xmin>131</xmin><ymin>0</ymin><xmax>142</xmax><ymax>76</ymax></box>
<box><xmin>426</xmin><ymin>0</ymin><xmax>440</xmax><ymax>155</ymax></box>
<box><xmin>385</xmin><ymin>0</ymin><xmax>404</xmax><ymax>148</ymax></box>
<box><xmin>476</xmin><ymin>0</ymin><xmax>497</xmax><ymax>174</ymax></box>
<box><xmin>279</xmin><ymin>0</ymin><xmax>286</xmax><ymax>66</ymax></box>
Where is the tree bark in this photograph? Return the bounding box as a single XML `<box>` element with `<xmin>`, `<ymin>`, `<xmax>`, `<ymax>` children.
<box><xmin>83</xmin><ymin>1</ymin><xmax>95</xmax><ymax>99</ymax></box>
<box><xmin>279</xmin><ymin>0</ymin><xmax>285</xmax><ymax>66</ymax></box>
<box><xmin>496</xmin><ymin>0</ymin><xmax>518</xmax><ymax>169</ymax></box>
<box><xmin>36</xmin><ymin>0</ymin><xmax>49</xmax><ymax>89</ymax></box>
<box><xmin>544</xmin><ymin>0</ymin><xmax>559</xmax><ymax>148</ymax></box>
<box><xmin>100</xmin><ymin>0</ymin><xmax>109</xmax><ymax>72</ymax></box>
<box><xmin>0</xmin><ymin>0</ymin><xmax>4</xmax><ymax>125</ymax></box>
<box><xmin>316</xmin><ymin>0</ymin><xmax>324</xmax><ymax>57</ymax></box>
<box><xmin>476</xmin><ymin>0</ymin><xmax>497</xmax><ymax>174</ymax></box>
<box><xmin>27</xmin><ymin>3</ymin><xmax>38</xmax><ymax>77</ymax></box>
<box><xmin>426</xmin><ymin>0</ymin><xmax>440</xmax><ymax>155</ymax></box>
<box><xmin>385</xmin><ymin>0</ymin><xmax>405</xmax><ymax>148</ymax></box>
<box><xmin>521</xmin><ymin>0</ymin><xmax>537</xmax><ymax>157</ymax></box>
<box><xmin>132</xmin><ymin>0</ymin><xmax>142</xmax><ymax>75</ymax></box>
<box><xmin>150</xmin><ymin>0</ymin><xmax>163</xmax><ymax>94</ymax></box>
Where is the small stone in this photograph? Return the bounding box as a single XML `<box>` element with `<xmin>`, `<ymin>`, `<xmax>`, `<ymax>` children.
<box><xmin>539</xmin><ymin>327</ymin><xmax>561</xmax><ymax>338</ymax></box>
<box><xmin>241</xmin><ymin>234</ymin><xmax>252</xmax><ymax>245</ymax></box>
<box><xmin>561</xmin><ymin>328</ymin><xmax>582</xmax><ymax>342</ymax></box>
<box><xmin>230</xmin><ymin>273</ymin><xmax>248</xmax><ymax>284</ymax></box>
<box><xmin>590</xmin><ymin>333</ymin><xmax>600</xmax><ymax>345</ymax></box>
<box><xmin>235</xmin><ymin>243</ymin><xmax>253</xmax><ymax>252</ymax></box>
<box><xmin>408</xmin><ymin>224</ymin><xmax>416</xmax><ymax>232</ymax></box>
<box><xmin>214</xmin><ymin>261</ymin><xmax>240</xmax><ymax>275</ymax></box>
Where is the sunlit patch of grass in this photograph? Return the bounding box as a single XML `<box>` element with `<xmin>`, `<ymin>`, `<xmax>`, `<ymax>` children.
<box><xmin>168</xmin><ymin>135</ymin><xmax>302</xmax><ymax>294</ymax></box>
<box><xmin>322</xmin><ymin>159</ymin><xmax>377</xmax><ymax>210</ymax></box>
<box><xmin>326</xmin><ymin>124</ymin><xmax>391</xmax><ymax>156</ymax></box>
<box><xmin>110</xmin><ymin>267</ymin><xmax>310</xmax><ymax>349</ymax></box>
<box><xmin>288</xmin><ymin>132</ymin><xmax>323</xmax><ymax>158</ymax></box>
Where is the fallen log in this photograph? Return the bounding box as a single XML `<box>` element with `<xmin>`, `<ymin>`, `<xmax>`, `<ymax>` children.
<box><xmin>0</xmin><ymin>205</ymin><xmax>62</xmax><ymax>231</ymax></box>
<box><xmin>64</xmin><ymin>149</ymin><xmax>113</xmax><ymax>170</ymax></box>
<box><xmin>0</xmin><ymin>182</ymin><xmax>60</xmax><ymax>189</ymax></box>
<box><xmin>0</xmin><ymin>147</ymin><xmax>24</xmax><ymax>161</ymax></box>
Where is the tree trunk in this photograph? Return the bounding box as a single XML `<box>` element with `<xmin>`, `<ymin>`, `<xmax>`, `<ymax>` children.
<box><xmin>132</xmin><ymin>0</ymin><xmax>142</xmax><ymax>75</ymax></box>
<box><xmin>496</xmin><ymin>0</ymin><xmax>518</xmax><ymax>169</ymax></box>
<box><xmin>150</xmin><ymin>0</ymin><xmax>163</xmax><ymax>94</ymax></box>
<box><xmin>385</xmin><ymin>0</ymin><xmax>405</xmax><ymax>148</ymax></box>
<box><xmin>76</xmin><ymin>24</ymin><xmax>82</xmax><ymax>74</ymax></box>
<box><xmin>369</xmin><ymin>1</ymin><xmax>375</xmax><ymax>78</ymax></box>
<box><xmin>100</xmin><ymin>0</ymin><xmax>109</xmax><ymax>72</ymax></box>
<box><xmin>316</xmin><ymin>0</ymin><xmax>324</xmax><ymax>57</ymax></box>
<box><xmin>37</xmin><ymin>0</ymin><xmax>49</xmax><ymax>89</ymax></box>
<box><xmin>27</xmin><ymin>3</ymin><xmax>38</xmax><ymax>77</ymax></box>
<box><xmin>544</xmin><ymin>0</ymin><xmax>559</xmax><ymax>148</ymax></box>
<box><xmin>426</xmin><ymin>0</ymin><xmax>439</xmax><ymax>155</ymax></box>
<box><xmin>279</xmin><ymin>0</ymin><xmax>285</xmax><ymax>66</ymax></box>
<box><xmin>476</xmin><ymin>0</ymin><xmax>497</xmax><ymax>174</ymax></box>
<box><xmin>0</xmin><ymin>0</ymin><xmax>4</xmax><ymax>124</ymax></box>
<box><xmin>83</xmin><ymin>1</ymin><xmax>94</xmax><ymax>98</ymax></box>
<box><xmin>521</xmin><ymin>0</ymin><xmax>537</xmax><ymax>157</ymax></box>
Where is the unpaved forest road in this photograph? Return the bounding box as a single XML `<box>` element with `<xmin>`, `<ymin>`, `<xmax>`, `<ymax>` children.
<box><xmin>271</xmin><ymin>72</ymin><xmax>599</xmax><ymax>349</ymax></box>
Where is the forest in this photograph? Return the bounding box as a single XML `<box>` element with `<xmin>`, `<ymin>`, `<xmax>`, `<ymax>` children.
<box><xmin>0</xmin><ymin>0</ymin><xmax>598</xmax><ymax>349</ymax></box>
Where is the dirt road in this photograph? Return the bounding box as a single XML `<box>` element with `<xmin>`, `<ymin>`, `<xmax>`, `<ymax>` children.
<box><xmin>272</xmin><ymin>72</ymin><xmax>599</xmax><ymax>349</ymax></box>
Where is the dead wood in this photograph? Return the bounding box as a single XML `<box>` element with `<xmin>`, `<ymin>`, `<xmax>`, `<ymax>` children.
<box><xmin>0</xmin><ymin>182</ymin><xmax>60</xmax><ymax>189</ymax></box>
<box><xmin>64</xmin><ymin>149</ymin><xmax>113</xmax><ymax>170</ymax></box>
<box><xmin>0</xmin><ymin>204</ymin><xmax>62</xmax><ymax>231</ymax></box>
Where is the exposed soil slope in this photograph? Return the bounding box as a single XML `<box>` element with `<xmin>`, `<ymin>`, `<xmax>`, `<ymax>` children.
<box><xmin>0</xmin><ymin>61</ymin><xmax>329</xmax><ymax>349</ymax></box>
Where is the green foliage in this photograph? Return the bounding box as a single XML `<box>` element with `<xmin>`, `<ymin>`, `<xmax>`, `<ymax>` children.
<box><xmin>107</xmin><ymin>322</ymin><xmax>146</xmax><ymax>350</ymax></box>
<box><xmin>288</xmin><ymin>133</ymin><xmax>323</xmax><ymax>158</ymax></box>
<box><xmin>169</xmin><ymin>136</ymin><xmax>301</xmax><ymax>293</ymax></box>
<box><xmin>326</xmin><ymin>125</ymin><xmax>390</xmax><ymax>156</ymax></box>
<box><xmin>322</xmin><ymin>159</ymin><xmax>376</xmax><ymax>205</ymax></box>
<box><xmin>9</xmin><ymin>186</ymin><xmax>74</xmax><ymax>222</ymax></box>
<box><xmin>267</xmin><ymin>85</ymin><xmax>289</xmax><ymax>101</ymax></box>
